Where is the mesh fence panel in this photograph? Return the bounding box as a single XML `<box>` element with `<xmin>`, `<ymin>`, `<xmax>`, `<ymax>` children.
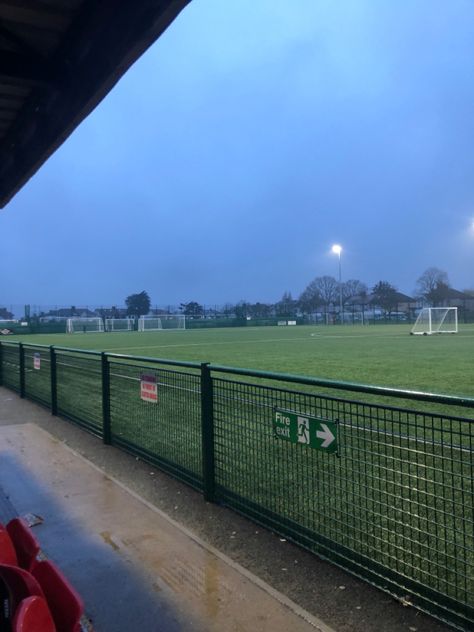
<box><xmin>23</xmin><ymin>345</ymin><xmax>51</xmax><ymax>407</ymax></box>
<box><xmin>56</xmin><ymin>352</ymin><xmax>103</xmax><ymax>436</ymax></box>
<box><xmin>1</xmin><ymin>341</ymin><xmax>473</xmax><ymax>629</ymax></box>
<box><xmin>109</xmin><ymin>361</ymin><xmax>202</xmax><ymax>489</ymax></box>
<box><xmin>1</xmin><ymin>344</ymin><xmax>20</xmax><ymax>392</ymax></box>
<box><xmin>212</xmin><ymin>377</ymin><xmax>474</xmax><ymax>622</ymax></box>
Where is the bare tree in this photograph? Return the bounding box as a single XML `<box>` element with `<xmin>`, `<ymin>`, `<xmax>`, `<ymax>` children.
<box><xmin>299</xmin><ymin>276</ymin><xmax>338</xmax><ymax>312</ymax></box>
<box><xmin>415</xmin><ymin>268</ymin><xmax>449</xmax><ymax>301</ymax></box>
<box><xmin>342</xmin><ymin>279</ymin><xmax>368</xmax><ymax>304</ymax></box>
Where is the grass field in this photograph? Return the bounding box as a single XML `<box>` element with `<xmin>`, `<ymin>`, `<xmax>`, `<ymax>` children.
<box><xmin>3</xmin><ymin>324</ymin><xmax>473</xmax><ymax>625</ymax></box>
<box><xmin>7</xmin><ymin>323</ymin><xmax>474</xmax><ymax>397</ymax></box>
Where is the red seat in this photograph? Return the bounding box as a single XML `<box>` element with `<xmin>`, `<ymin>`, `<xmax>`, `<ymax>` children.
<box><xmin>0</xmin><ymin>563</ymin><xmax>45</xmax><ymax>628</ymax></box>
<box><xmin>7</xmin><ymin>519</ymin><xmax>41</xmax><ymax>571</ymax></box>
<box><xmin>0</xmin><ymin>523</ymin><xmax>19</xmax><ymax>566</ymax></box>
<box><xmin>31</xmin><ymin>561</ymin><xmax>84</xmax><ymax>632</ymax></box>
<box><xmin>13</xmin><ymin>595</ymin><xmax>56</xmax><ymax>632</ymax></box>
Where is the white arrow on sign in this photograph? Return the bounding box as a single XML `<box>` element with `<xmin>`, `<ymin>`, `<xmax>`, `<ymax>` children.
<box><xmin>316</xmin><ymin>423</ymin><xmax>336</xmax><ymax>448</ymax></box>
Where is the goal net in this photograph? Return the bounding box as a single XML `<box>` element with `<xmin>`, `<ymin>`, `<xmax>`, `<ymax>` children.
<box><xmin>66</xmin><ymin>317</ymin><xmax>104</xmax><ymax>334</ymax></box>
<box><xmin>138</xmin><ymin>315</ymin><xmax>185</xmax><ymax>331</ymax></box>
<box><xmin>105</xmin><ymin>318</ymin><xmax>134</xmax><ymax>332</ymax></box>
<box><xmin>411</xmin><ymin>307</ymin><xmax>458</xmax><ymax>335</ymax></box>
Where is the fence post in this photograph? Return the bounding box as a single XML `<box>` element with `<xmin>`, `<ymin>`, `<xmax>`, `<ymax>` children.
<box><xmin>201</xmin><ymin>362</ymin><xmax>215</xmax><ymax>502</ymax></box>
<box><xmin>0</xmin><ymin>342</ymin><xmax>3</xmax><ymax>387</ymax></box>
<box><xmin>50</xmin><ymin>346</ymin><xmax>57</xmax><ymax>415</ymax></box>
<box><xmin>19</xmin><ymin>343</ymin><xmax>25</xmax><ymax>398</ymax></box>
<box><xmin>102</xmin><ymin>353</ymin><xmax>111</xmax><ymax>445</ymax></box>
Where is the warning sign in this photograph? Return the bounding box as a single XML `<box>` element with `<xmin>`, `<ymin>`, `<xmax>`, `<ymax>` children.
<box><xmin>33</xmin><ymin>353</ymin><xmax>41</xmax><ymax>370</ymax></box>
<box><xmin>140</xmin><ymin>373</ymin><xmax>158</xmax><ymax>403</ymax></box>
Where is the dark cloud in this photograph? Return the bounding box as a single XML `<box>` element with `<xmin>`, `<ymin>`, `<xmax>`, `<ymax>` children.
<box><xmin>2</xmin><ymin>0</ymin><xmax>474</xmax><ymax>306</ymax></box>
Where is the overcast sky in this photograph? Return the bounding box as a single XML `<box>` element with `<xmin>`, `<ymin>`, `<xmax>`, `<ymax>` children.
<box><xmin>2</xmin><ymin>0</ymin><xmax>474</xmax><ymax>308</ymax></box>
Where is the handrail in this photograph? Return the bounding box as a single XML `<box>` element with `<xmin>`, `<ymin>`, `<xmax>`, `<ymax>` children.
<box><xmin>1</xmin><ymin>340</ymin><xmax>473</xmax><ymax>408</ymax></box>
<box><xmin>208</xmin><ymin>364</ymin><xmax>474</xmax><ymax>409</ymax></box>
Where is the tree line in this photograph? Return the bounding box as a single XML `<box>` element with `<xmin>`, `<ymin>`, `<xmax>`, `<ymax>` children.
<box><xmin>123</xmin><ymin>268</ymin><xmax>473</xmax><ymax>318</ymax></box>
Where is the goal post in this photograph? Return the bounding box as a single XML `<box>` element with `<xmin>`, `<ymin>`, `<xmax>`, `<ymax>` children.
<box><xmin>138</xmin><ymin>315</ymin><xmax>185</xmax><ymax>331</ymax></box>
<box><xmin>138</xmin><ymin>317</ymin><xmax>162</xmax><ymax>332</ymax></box>
<box><xmin>105</xmin><ymin>318</ymin><xmax>134</xmax><ymax>332</ymax></box>
<box><xmin>411</xmin><ymin>307</ymin><xmax>458</xmax><ymax>335</ymax></box>
<box><xmin>66</xmin><ymin>317</ymin><xmax>104</xmax><ymax>334</ymax></box>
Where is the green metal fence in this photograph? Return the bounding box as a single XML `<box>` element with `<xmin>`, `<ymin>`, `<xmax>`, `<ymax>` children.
<box><xmin>0</xmin><ymin>341</ymin><xmax>472</xmax><ymax>631</ymax></box>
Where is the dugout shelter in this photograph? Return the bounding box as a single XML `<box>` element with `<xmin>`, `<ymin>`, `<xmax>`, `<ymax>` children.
<box><xmin>0</xmin><ymin>0</ymin><xmax>191</xmax><ymax>209</ymax></box>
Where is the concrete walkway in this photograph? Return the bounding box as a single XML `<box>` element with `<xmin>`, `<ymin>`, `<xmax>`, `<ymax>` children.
<box><xmin>0</xmin><ymin>388</ymin><xmax>453</xmax><ymax>632</ymax></box>
<box><xmin>0</xmin><ymin>421</ymin><xmax>331</xmax><ymax>631</ymax></box>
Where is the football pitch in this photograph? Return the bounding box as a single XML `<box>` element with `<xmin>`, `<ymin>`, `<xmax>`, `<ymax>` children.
<box><xmin>3</xmin><ymin>324</ymin><xmax>474</xmax><ymax>625</ymax></box>
<box><xmin>8</xmin><ymin>323</ymin><xmax>474</xmax><ymax>397</ymax></box>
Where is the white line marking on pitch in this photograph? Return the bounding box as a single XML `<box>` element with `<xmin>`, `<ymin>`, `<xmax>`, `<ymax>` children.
<box><xmin>99</xmin><ymin>332</ymin><xmax>411</xmax><ymax>353</ymax></box>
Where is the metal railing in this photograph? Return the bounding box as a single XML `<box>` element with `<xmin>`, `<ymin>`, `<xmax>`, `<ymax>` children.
<box><xmin>0</xmin><ymin>340</ymin><xmax>473</xmax><ymax>631</ymax></box>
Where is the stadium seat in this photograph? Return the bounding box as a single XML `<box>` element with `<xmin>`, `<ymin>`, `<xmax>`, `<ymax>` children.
<box><xmin>12</xmin><ymin>595</ymin><xmax>56</xmax><ymax>632</ymax></box>
<box><xmin>7</xmin><ymin>518</ymin><xmax>41</xmax><ymax>571</ymax></box>
<box><xmin>0</xmin><ymin>523</ymin><xmax>19</xmax><ymax>566</ymax></box>
<box><xmin>0</xmin><ymin>563</ymin><xmax>45</xmax><ymax>628</ymax></box>
<box><xmin>31</xmin><ymin>561</ymin><xmax>84</xmax><ymax>632</ymax></box>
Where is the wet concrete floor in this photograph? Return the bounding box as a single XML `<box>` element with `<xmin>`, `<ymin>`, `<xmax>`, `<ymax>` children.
<box><xmin>0</xmin><ymin>422</ymin><xmax>331</xmax><ymax>632</ymax></box>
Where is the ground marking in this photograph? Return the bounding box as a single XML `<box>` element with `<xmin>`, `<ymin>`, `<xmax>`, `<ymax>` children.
<box><xmin>99</xmin><ymin>332</ymin><xmax>411</xmax><ymax>353</ymax></box>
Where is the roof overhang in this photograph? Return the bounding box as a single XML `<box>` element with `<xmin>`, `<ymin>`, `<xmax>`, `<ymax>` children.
<box><xmin>0</xmin><ymin>0</ymin><xmax>192</xmax><ymax>208</ymax></box>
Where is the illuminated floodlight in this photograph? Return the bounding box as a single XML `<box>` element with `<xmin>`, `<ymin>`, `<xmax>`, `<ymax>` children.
<box><xmin>331</xmin><ymin>244</ymin><xmax>342</xmax><ymax>256</ymax></box>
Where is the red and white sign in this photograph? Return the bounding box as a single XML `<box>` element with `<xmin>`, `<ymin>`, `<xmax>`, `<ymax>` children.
<box><xmin>33</xmin><ymin>353</ymin><xmax>41</xmax><ymax>370</ymax></box>
<box><xmin>140</xmin><ymin>373</ymin><xmax>158</xmax><ymax>403</ymax></box>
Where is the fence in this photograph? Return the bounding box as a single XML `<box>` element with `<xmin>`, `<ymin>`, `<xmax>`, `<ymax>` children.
<box><xmin>0</xmin><ymin>340</ymin><xmax>473</xmax><ymax>631</ymax></box>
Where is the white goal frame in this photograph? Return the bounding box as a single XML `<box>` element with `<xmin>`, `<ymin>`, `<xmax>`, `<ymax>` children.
<box><xmin>105</xmin><ymin>318</ymin><xmax>134</xmax><ymax>332</ymax></box>
<box><xmin>138</xmin><ymin>315</ymin><xmax>185</xmax><ymax>331</ymax></box>
<box><xmin>66</xmin><ymin>317</ymin><xmax>104</xmax><ymax>334</ymax></box>
<box><xmin>411</xmin><ymin>307</ymin><xmax>458</xmax><ymax>335</ymax></box>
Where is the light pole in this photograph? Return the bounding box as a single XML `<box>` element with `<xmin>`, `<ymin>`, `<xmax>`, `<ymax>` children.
<box><xmin>331</xmin><ymin>244</ymin><xmax>343</xmax><ymax>324</ymax></box>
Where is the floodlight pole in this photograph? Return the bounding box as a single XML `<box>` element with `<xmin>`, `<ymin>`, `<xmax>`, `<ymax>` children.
<box><xmin>332</xmin><ymin>244</ymin><xmax>343</xmax><ymax>324</ymax></box>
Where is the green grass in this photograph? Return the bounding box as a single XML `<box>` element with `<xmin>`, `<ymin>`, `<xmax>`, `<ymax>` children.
<box><xmin>3</xmin><ymin>324</ymin><xmax>474</xmax><ymax>622</ymax></box>
<box><xmin>7</xmin><ymin>323</ymin><xmax>474</xmax><ymax>397</ymax></box>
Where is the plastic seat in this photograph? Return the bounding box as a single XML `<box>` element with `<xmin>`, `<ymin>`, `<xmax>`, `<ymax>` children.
<box><xmin>0</xmin><ymin>563</ymin><xmax>45</xmax><ymax>628</ymax></box>
<box><xmin>0</xmin><ymin>523</ymin><xmax>19</xmax><ymax>566</ymax></box>
<box><xmin>32</xmin><ymin>561</ymin><xmax>83</xmax><ymax>632</ymax></box>
<box><xmin>7</xmin><ymin>519</ymin><xmax>41</xmax><ymax>571</ymax></box>
<box><xmin>13</xmin><ymin>595</ymin><xmax>56</xmax><ymax>632</ymax></box>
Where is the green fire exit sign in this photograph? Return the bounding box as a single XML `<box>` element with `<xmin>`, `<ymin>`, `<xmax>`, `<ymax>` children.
<box><xmin>273</xmin><ymin>409</ymin><xmax>338</xmax><ymax>454</ymax></box>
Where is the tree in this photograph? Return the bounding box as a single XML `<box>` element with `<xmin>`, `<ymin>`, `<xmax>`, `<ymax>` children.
<box><xmin>179</xmin><ymin>301</ymin><xmax>204</xmax><ymax>317</ymax></box>
<box><xmin>234</xmin><ymin>301</ymin><xmax>250</xmax><ymax>320</ymax></box>
<box><xmin>248</xmin><ymin>302</ymin><xmax>272</xmax><ymax>318</ymax></box>
<box><xmin>125</xmin><ymin>291</ymin><xmax>151</xmax><ymax>317</ymax></box>
<box><xmin>299</xmin><ymin>283</ymin><xmax>321</xmax><ymax>313</ymax></box>
<box><xmin>276</xmin><ymin>291</ymin><xmax>296</xmax><ymax>317</ymax></box>
<box><xmin>299</xmin><ymin>276</ymin><xmax>339</xmax><ymax>313</ymax></box>
<box><xmin>342</xmin><ymin>279</ymin><xmax>368</xmax><ymax>305</ymax></box>
<box><xmin>371</xmin><ymin>281</ymin><xmax>399</xmax><ymax>313</ymax></box>
<box><xmin>415</xmin><ymin>268</ymin><xmax>450</xmax><ymax>303</ymax></box>
<box><xmin>428</xmin><ymin>281</ymin><xmax>452</xmax><ymax>306</ymax></box>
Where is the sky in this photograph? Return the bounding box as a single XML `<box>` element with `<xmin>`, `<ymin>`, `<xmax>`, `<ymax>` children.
<box><xmin>2</xmin><ymin>0</ymin><xmax>474</xmax><ymax>309</ymax></box>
